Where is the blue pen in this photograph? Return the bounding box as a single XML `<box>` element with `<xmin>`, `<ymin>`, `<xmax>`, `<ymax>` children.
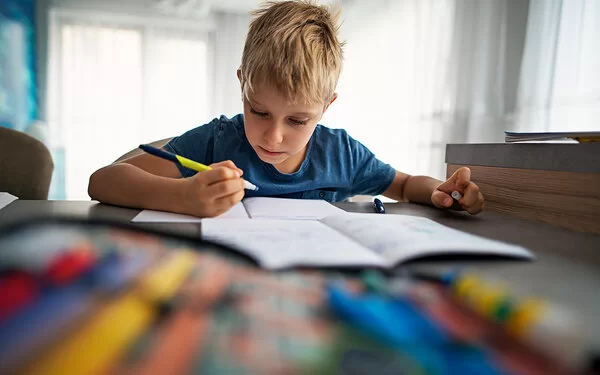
<box><xmin>373</xmin><ymin>198</ymin><xmax>385</xmax><ymax>214</ymax></box>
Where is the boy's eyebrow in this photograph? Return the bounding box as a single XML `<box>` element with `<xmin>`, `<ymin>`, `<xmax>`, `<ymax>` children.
<box><xmin>290</xmin><ymin>111</ymin><xmax>317</xmax><ymax>117</ymax></box>
<box><xmin>247</xmin><ymin>97</ymin><xmax>261</xmax><ymax>107</ymax></box>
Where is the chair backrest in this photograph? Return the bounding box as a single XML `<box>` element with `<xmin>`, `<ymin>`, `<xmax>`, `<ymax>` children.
<box><xmin>114</xmin><ymin>137</ymin><xmax>173</xmax><ymax>163</ymax></box>
<box><xmin>0</xmin><ymin>127</ymin><xmax>54</xmax><ymax>199</ymax></box>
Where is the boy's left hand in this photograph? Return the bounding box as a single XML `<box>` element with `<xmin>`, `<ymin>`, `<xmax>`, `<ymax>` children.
<box><xmin>431</xmin><ymin>167</ymin><xmax>484</xmax><ymax>214</ymax></box>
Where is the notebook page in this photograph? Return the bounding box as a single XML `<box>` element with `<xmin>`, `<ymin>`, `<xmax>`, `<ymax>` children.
<box><xmin>242</xmin><ymin>197</ymin><xmax>345</xmax><ymax>220</ymax></box>
<box><xmin>0</xmin><ymin>192</ymin><xmax>18</xmax><ymax>211</ymax></box>
<box><xmin>201</xmin><ymin>219</ymin><xmax>386</xmax><ymax>270</ymax></box>
<box><xmin>321</xmin><ymin>213</ymin><xmax>533</xmax><ymax>266</ymax></box>
<box><xmin>131</xmin><ymin>202</ymin><xmax>248</xmax><ymax>222</ymax></box>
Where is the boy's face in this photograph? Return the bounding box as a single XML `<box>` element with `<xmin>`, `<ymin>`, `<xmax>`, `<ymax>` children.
<box><xmin>241</xmin><ymin>80</ymin><xmax>336</xmax><ymax>174</ymax></box>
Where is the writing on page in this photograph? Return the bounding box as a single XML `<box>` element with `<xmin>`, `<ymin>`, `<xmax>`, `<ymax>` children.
<box><xmin>201</xmin><ymin>219</ymin><xmax>386</xmax><ymax>270</ymax></box>
<box><xmin>243</xmin><ymin>197</ymin><xmax>345</xmax><ymax>220</ymax></box>
<box><xmin>321</xmin><ymin>213</ymin><xmax>533</xmax><ymax>265</ymax></box>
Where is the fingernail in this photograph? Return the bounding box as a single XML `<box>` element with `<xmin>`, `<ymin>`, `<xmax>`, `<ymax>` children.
<box><xmin>444</xmin><ymin>197</ymin><xmax>452</xmax><ymax>206</ymax></box>
<box><xmin>235</xmin><ymin>170</ymin><xmax>242</xmax><ymax>178</ymax></box>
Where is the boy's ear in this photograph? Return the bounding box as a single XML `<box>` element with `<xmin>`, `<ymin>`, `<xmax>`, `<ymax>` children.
<box><xmin>237</xmin><ymin>69</ymin><xmax>244</xmax><ymax>102</ymax></box>
<box><xmin>324</xmin><ymin>93</ymin><xmax>338</xmax><ymax>112</ymax></box>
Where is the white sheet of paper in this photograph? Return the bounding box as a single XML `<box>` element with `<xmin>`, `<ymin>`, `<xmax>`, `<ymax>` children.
<box><xmin>321</xmin><ymin>213</ymin><xmax>533</xmax><ymax>264</ymax></box>
<box><xmin>131</xmin><ymin>202</ymin><xmax>248</xmax><ymax>222</ymax></box>
<box><xmin>0</xmin><ymin>192</ymin><xmax>18</xmax><ymax>211</ymax></box>
<box><xmin>131</xmin><ymin>197</ymin><xmax>344</xmax><ymax>222</ymax></box>
<box><xmin>201</xmin><ymin>219</ymin><xmax>386</xmax><ymax>270</ymax></box>
<box><xmin>243</xmin><ymin>197</ymin><xmax>345</xmax><ymax>219</ymax></box>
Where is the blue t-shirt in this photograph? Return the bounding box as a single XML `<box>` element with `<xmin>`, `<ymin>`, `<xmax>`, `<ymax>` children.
<box><xmin>164</xmin><ymin>114</ymin><xmax>396</xmax><ymax>202</ymax></box>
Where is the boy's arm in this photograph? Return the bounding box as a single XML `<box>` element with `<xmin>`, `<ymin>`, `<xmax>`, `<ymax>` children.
<box><xmin>88</xmin><ymin>153</ymin><xmax>245</xmax><ymax>217</ymax></box>
<box><xmin>381</xmin><ymin>167</ymin><xmax>484</xmax><ymax>214</ymax></box>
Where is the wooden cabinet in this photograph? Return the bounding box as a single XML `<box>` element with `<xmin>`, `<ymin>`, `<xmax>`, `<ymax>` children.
<box><xmin>446</xmin><ymin>143</ymin><xmax>600</xmax><ymax>234</ymax></box>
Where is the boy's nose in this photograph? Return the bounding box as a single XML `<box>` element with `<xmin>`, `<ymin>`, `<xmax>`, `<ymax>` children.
<box><xmin>263</xmin><ymin>123</ymin><xmax>284</xmax><ymax>145</ymax></box>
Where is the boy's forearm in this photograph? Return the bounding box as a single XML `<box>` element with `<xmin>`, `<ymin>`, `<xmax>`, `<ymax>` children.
<box><xmin>88</xmin><ymin>163</ymin><xmax>185</xmax><ymax>213</ymax></box>
<box><xmin>403</xmin><ymin>175</ymin><xmax>443</xmax><ymax>205</ymax></box>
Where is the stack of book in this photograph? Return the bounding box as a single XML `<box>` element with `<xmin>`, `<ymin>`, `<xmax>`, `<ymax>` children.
<box><xmin>504</xmin><ymin>131</ymin><xmax>600</xmax><ymax>143</ymax></box>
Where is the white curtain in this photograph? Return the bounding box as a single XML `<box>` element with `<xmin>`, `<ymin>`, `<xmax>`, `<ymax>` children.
<box><xmin>44</xmin><ymin>0</ymin><xmax>598</xmax><ymax>199</ymax></box>
<box><xmin>211</xmin><ymin>12</ymin><xmax>249</xmax><ymax>118</ymax></box>
<box><xmin>47</xmin><ymin>10</ymin><xmax>212</xmax><ymax>199</ymax></box>
<box><xmin>514</xmin><ymin>0</ymin><xmax>600</xmax><ymax>132</ymax></box>
<box><xmin>324</xmin><ymin>0</ymin><xmax>521</xmax><ymax>180</ymax></box>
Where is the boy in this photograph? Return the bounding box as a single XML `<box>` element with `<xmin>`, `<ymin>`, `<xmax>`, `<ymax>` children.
<box><xmin>88</xmin><ymin>0</ymin><xmax>484</xmax><ymax>218</ymax></box>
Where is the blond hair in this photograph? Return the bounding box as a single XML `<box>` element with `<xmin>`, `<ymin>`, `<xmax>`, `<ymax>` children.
<box><xmin>240</xmin><ymin>0</ymin><xmax>344</xmax><ymax>105</ymax></box>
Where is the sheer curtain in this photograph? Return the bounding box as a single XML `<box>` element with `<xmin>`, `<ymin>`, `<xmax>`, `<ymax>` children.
<box><xmin>211</xmin><ymin>12</ymin><xmax>249</xmax><ymax>118</ymax></box>
<box><xmin>513</xmin><ymin>0</ymin><xmax>600</xmax><ymax>132</ymax></box>
<box><xmin>47</xmin><ymin>10</ymin><xmax>212</xmax><ymax>199</ymax></box>
<box><xmin>324</xmin><ymin>0</ymin><xmax>524</xmax><ymax>180</ymax></box>
<box><xmin>45</xmin><ymin>0</ymin><xmax>596</xmax><ymax>199</ymax></box>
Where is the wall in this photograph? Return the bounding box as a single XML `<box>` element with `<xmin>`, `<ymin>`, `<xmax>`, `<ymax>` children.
<box><xmin>0</xmin><ymin>0</ymin><xmax>37</xmax><ymax>131</ymax></box>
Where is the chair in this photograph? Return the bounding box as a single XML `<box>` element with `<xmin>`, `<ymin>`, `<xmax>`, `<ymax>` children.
<box><xmin>114</xmin><ymin>137</ymin><xmax>173</xmax><ymax>163</ymax></box>
<box><xmin>0</xmin><ymin>126</ymin><xmax>54</xmax><ymax>199</ymax></box>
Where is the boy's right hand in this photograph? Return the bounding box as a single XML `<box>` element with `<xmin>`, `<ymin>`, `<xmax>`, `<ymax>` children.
<box><xmin>181</xmin><ymin>160</ymin><xmax>245</xmax><ymax>217</ymax></box>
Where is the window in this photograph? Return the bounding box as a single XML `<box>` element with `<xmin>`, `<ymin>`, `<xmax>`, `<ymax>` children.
<box><xmin>48</xmin><ymin>10</ymin><xmax>211</xmax><ymax>199</ymax></box>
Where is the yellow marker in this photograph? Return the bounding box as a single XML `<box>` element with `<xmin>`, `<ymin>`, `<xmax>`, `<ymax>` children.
<box><xmin>453</xmin><ymin>274</ymin><xmax>479</xmax><ymax>300</ymax></box>
<box><xmin>138</xmin><ymin>250</ymin><xmax>197</xmax><ymax>303</ymax></box>
<box><xmin>472</xmin><ymin>285</ymin><xmax>507</xmax><ymax>317</ymax></box>
<box><xmin>175</xmin><ymin>155</ymin><xmax>211</xmax><ymax>172</ymax></box>
<box><xmin>20</xmin><ymin>251</ymin><xmax>197</xmax><ymax>375</ymax></box>
<box><xmin>139</xmin><ymin>144</ymin><xmax>259</xmax><ymax>191</ymax></box>
<box><xmin>505</xmin><ymin>298</ymin><xmax>545</xmax><ymax>336</ymax></box>
<box><xmin>20</xmin><ymin>292</ymin><xmax>155</xmax><ymax>375</ymax></box>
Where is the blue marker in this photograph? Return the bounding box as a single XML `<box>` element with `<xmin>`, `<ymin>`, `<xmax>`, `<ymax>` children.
<box><xmin>85</xmin><ymin>251</ymin><xmax>151</xmax><ymax>294</ymax></box>
<box><xmin>326</xmin><ymin>282</ymin><xmax>504</xmax><ymax>375</ymax></box>
<box><xmin>373</xmin><ymin>198</ymin><xmax>385</xmax><ymax>214</ymax></box>
<box><xmin>0</xmin><ymin>284</ymin><xmax>95</xmax><ymax>372</ymax></box>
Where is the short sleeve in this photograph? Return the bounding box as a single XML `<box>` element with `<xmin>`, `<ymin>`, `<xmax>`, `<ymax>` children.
<box><xmin>348</xmin><ymin>136</ymin><xmax>396</xmax><ymax>196</ymax></box>
<box><xmin>163</xmin><ymin>118</ymin><xmax>220</xmax><ymax>178</ymax></box>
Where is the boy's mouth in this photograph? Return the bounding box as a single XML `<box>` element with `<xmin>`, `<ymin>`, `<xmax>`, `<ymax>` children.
<box><xmin>258</xmin><ymin>146</ymin><xmax>285</xmax><ymax>157</ymax></box>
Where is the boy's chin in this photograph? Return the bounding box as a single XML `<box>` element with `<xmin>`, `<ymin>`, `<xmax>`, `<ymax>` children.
<box><xmin>258</xmin><ymin>154</ymin><xmax>287</xmax><ymax>165</ymax></box>
<box><xmin>253</xmin><ymin>146</ymin><xmax>286</xmax><ymax>162</ymax></box>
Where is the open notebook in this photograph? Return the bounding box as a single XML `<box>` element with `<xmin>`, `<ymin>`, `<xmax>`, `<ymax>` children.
<box><xmin>201</xmin><ymin>213</ymin><xmax>534</xmax><ymax>270</ymax></box>
<box><xmin>131</xmin><ymin>197</ymin><xmax>346</xmax><ymax>222</ymax></box>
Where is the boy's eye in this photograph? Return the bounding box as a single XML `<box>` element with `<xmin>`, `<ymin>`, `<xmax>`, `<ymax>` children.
<box><xmin>250</xmin><ymin>107</ymin><xmax>268</xmax><ymax>117</ymax></box>
<box><xmin>289</xmin><ymin>118</ymin><xmax>308</xmax><ymax>125</ymax></box>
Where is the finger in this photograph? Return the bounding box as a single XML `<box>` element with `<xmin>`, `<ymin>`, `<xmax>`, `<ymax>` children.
<box><xmin>459</xmin><ymin>182</ymin><xmax>480</xmax><ymax>208</ymax></box>
<box><xmin>437</xmin><ymin>167</ymin><xmax>471</xmax><ymax>194</ymax></box>
<box><xmin>465</xmin><ymin>192</ymin><xmax>484</xmax><ymax>214</ymax></box>
<box><xmin>435</xmin><ymin>178</ymin><xmax>455</xmax><ymax>194</ymax></box>
<box><xmin>213</xmin><ymin>189</ymin><xmax>245</xmax><ymax>214</ymax></box>
<box><xmin>196</xmin><ymin>166</ymin><xmax>241</xmax><ymax>186</ymax></box>
<box><xmin>431</xmin><ymin>190</ymin><xmax>453</xmax><ymax>209</ymax></box>
<box><xmin>203</xmin><ymin>177</ymin><xmax>245</xmax><ymax>200</ymax></box>
<box><xmin>210</xmin><ymin>160</ymin><xmax>243</xmax><ymax>176</ymax></box>
<box><xmin>454</xmin><ymin>167</ymin><xmax>472</xmax><ymax>191</ymax></box>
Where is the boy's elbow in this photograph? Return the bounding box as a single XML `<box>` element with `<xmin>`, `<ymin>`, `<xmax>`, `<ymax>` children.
<box><xmin>88</xmin><ymin>170</ymin><xmax>99</xmax><ymax>200</ymax></box>
<box><xmin>88</xmin><ymin>167</ymin><xmax>108</xmax><ymax>200</ymax></box>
